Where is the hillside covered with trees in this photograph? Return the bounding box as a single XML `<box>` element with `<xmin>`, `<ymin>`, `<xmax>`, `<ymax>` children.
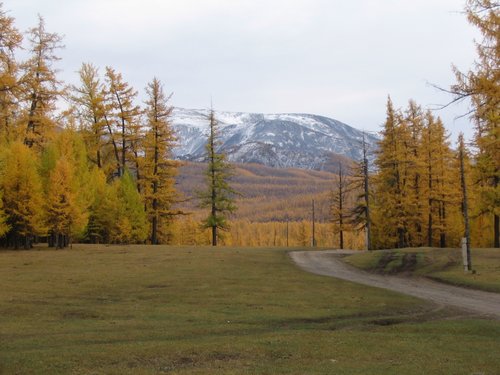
<box><xmin>0</xmin><ymin>0</ymin><xmax>498</xmax><ymax>250</ymax></box>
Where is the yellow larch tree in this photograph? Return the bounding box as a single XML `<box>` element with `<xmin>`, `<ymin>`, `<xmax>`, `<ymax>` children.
<box><xmin>451</xmin><ymin>0</ymin><xmax>499</xmax><ymax>247</ymax></box>
<box><xmin>69</xmin><ymin>63</ymin><xmax>110</xmax><ymax>172</ymax></box>
<box><xmin>403</xmin><ymin>100</ymin><xmax>426</xmax><ymax>246</ymax></box>
<box><xmin>19</xmin><ymin>16</ymin><xmax>63</xmax><ymax>150</ymax></box>
<box><xmin>0</xmin><ymin>4</ymin><xmax>23</xmax><ymax>143</ymax></box>
<box><xmin>0</xmin><ymin>142</ymin><xmax>45</xmax><ymax>248</ymax></box>
<box><xmin>142</xmin><ymin>78</ymin><xmax>179</xmax><ymax>244</ymax></box>
<box><xmin>45</xmin><ymin>158</ymin><xmax>87</xmax><ymax>248</ymax></box>
<box><xmin>373</xmin><ymin>97</ymin><xmax>410</xmax><ymax>248</ymax></box>
<box><xmin>104</xmin><ymin>67</ymin><xmax>142</xmax><ymax>179</ymax></box>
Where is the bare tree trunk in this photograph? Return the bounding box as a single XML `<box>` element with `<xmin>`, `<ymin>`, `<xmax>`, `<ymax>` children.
<box><xmin>312</xmin><ymin>199</ymin><xmax>316</xmax><ymax>247</ymax></box>
<box><xmin>459</xmin><ymin>135</ymin><xmax>471</xmax><ymax>271</ymax></box>
<box><xmin>362</xmin><ymin>135</ymin><xmax>372</xmax><ymax>250</ymax></box>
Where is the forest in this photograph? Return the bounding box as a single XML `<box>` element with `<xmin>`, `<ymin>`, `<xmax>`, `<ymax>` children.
<box><xmin>0</xmin><ymin>0</ymin><xmax>498</xmax><ymax>250</ymax></box>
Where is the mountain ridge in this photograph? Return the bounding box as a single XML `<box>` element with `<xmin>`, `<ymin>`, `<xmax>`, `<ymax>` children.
<box><xmin>171</xmin><ymin>107</ymin><xmax>378</xmax><ymax>171</ymax></box>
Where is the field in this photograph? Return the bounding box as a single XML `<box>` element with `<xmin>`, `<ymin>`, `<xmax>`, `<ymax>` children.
<box><xmin>1</xmin><ymin>245</ymin><xmax>500</xmax><ymax>374</ymax></box>
<box><xmin>344</xmin><ymin>247</ymin><xmax>500</xmax><ymax>293</ymax></box>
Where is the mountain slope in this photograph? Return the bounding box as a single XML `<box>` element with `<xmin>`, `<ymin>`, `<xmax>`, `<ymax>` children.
<box><xmin>171</xmin><ymin>108</ymin><xmax>378</xmax><ymax>171</ymax></box>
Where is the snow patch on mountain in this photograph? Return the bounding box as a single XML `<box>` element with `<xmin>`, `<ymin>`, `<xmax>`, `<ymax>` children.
<box><xmin>171</xmin><ymin>108</ymin><xmax>378</xmax><ymax>170</ymax></box>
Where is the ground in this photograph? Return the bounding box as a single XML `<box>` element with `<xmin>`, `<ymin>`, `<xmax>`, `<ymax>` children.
<box><xmin>1</xmin><ymin>245</ymin><xmax>499</xmax><ymax>374</ymax></box>
<box><xmin>344</xmin><ymin>247</ymin><xmax>500</xmax><ymax>293</ymax></box>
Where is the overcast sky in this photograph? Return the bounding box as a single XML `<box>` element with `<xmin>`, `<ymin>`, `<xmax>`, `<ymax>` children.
<box><xmin>6</xmin><ymin>0</ymin><xmax>479</xmax><ymax>140</ymax></box>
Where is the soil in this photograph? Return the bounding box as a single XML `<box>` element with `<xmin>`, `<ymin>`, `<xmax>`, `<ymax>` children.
<box><xmin>289</xmin><ymin>250</ymin><xmax>500</xmax><ymax>319</ymax></box>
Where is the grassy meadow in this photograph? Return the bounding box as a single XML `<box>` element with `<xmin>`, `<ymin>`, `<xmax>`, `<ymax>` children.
<box><xmin>345</xmin><ymin>247</ymin><xmax>500</xmax><ymax>293</ymax></box>
<box><xmin>1</xmin><ymin>245</ymin><xmax>499</xmax><ymax>374</ymax></box>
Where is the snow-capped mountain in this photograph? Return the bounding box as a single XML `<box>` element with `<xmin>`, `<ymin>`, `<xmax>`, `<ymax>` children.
<box><xmin>171</xmin><ymin>108</ymin><xmax>378</xmax><ymax>170</ymax></box>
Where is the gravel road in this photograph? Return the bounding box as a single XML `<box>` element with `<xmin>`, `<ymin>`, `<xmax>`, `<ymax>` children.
<box><xmin>290</xmin><ymin>250</ymin><xmax>500</xmax><ymax>319</ymax></box>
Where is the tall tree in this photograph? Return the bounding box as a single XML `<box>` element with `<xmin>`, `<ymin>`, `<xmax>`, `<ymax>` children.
<box><xmin>330</xmin><ymin>162</ymin><xmax>350</xmax><ymax>249</ymax></box>
<box><xmin>350</xmin><ymin>134</ymin><xmax>372</xmax><ymax>250</ymax></box>
<box><xmin>458</xmin><ymin>133</ymin><xmax>472</xmax><ymax>270</ymax></box>
<box><xmin>20</xmin><ymin>16</ymin><xmax>63</xmax><ymax>149</ymax></box>
<box><xmin>0</xmin><ymin>3</ymin><xmax>23</xmax><ymax>142</ymax></box>
<box><xmin>450</xmin><ymin>0</ymin><xmax>499</xmax><ymax>247</ymax></box>
<box><xmin>374</xmin><ymin>97</ymin><xmax>409</xmax><ymax>248</ymax></box>
<box><xmin>404</xmin><ymin>100</ymin><xmax>426</xmax><ymax>246</ymax></box>
<box><xmin>45</xmin><ymin>158</ymin><xmax>87</xmax><ymax>248</ymax></box>
<box><xmin>142</xmin><ymin>78</ymin><xmax>179</xmax><ymax>244</ymax></box>
<box><xmin>104</xmin><ymin>67</ymin><xmax>141</xmax><ymax>178</ymax></box>
<box><xmin>199</xmin><ymin>109</ymin><xmax>237</xmax><ymax>246</ymax></box>
<box><xmin>420</xmin><ymin>112</ymin><xmax>457</xmax><ymax>247</ymax></box>
<box><xmin>69</xmin><ymin>63</ymin><xmax>108</xmax><ymax>170</ymax></box>
<box><xmin>0</xmin><ymin>142</ymin><xmax>45</xmax><ymax>248</ymax></box>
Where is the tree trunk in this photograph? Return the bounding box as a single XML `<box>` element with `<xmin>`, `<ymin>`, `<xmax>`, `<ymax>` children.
<box><xmin>151</xmin><ymin>215</ymin><xmax>158</xmax><ymax>245</ymax></box>
<box><xmin>459</xmin><ymin>135</ymin><xmax>471</xmax><ymax>271</ymax></box>
<box><xmin>212</xmin><ymin>226</ymin><xmax>217</xmax><ymax>247</ymax></box>
<box><xmin>495</xmin><ymin>214</ymin><xmax>499</xmax><ymax>248</ymax></box>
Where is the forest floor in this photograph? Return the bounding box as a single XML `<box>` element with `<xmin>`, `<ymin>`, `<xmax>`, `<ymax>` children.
<box><xmin>1</xmin><ymin>245</ymin><xmax>499</xmax><ymax>374</ymax></box>
<box><xmin>290</xmin><ymin>250</ymin><xmax>500</xmax><ymax>319</ymax></box>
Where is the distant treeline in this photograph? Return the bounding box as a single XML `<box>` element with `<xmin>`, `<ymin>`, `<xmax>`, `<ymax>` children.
<box><xmin>0</xmin><ymin>1</ymin><xmax>498</xmax><ymax>249</ymax></box>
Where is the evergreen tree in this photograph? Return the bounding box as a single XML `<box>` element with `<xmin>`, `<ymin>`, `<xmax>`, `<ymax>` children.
<box><xmin>199</xmin><ymin>109</ymin><xmax>237</xmax><ymax>246</ymax></box>
<box><xmin>142</xmin><ymin>78</ymin><xmax>179</xmax><ymax>244</ymax></box>
<box><xmin>451</xmin><ymin>0</ymin><xmax>499</xmax><ymax>247</ymax></box>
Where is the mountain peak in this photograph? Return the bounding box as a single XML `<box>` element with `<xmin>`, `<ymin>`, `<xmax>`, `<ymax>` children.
<box><xmin>171</xmin><ymin>107</ymin><xmax>378</xmax><ymax>171</ymax></box>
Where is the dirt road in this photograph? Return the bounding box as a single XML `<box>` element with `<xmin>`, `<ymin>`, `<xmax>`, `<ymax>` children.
<box><xmin>290</xmin><ymin>250</ymin><xmax>500</xmax><ymax>319</ymax></box>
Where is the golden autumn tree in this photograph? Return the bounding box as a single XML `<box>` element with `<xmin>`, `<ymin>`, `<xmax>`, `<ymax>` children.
<box><xmin>41</xmin><ymin>130</ymin><xmax>91</xmax><ymax>246</ymax></box>
<box><xmin>69</xmin><ymin>63</ymin><xmax>109</xmax><ymax>171</ymax></box>
<box><xmin>403</xmin><ymin>100</ymin><xmax>426</xmax><ymax>246</ymax></box>
<box><xmin>0</xmin><ymin>4</ymin><xmax>23</xmax><ymax>143</ymax></box>
<box><xmin>85</xmin><ymin>168</ymin><xmax>121</xmax><ymax>243</ymax></box>
<box><xmin>19</xmin><ymin>15</ymin><xmax>63</xmax><ymax>150</ymax></box>
<box><xmin>45</xmin><ymin>158</ymin><xmax>87</xmax><ymax>248</ymax></box>
<box><xmin>373</xmin><ymin>97</ymin><xmax>410</xmax><ymax>248</ymax></box>
<box><xmin>0</xmin><ymin>142</ymin><xmax>45</xmax><ymax>248</ymax></box>
<box><xmin>104</xmin><ymin>67</ymin><xmax>142</xmax><ymax>179</ymax></box>
<box><xmin>142</xmin><ymin>78</ymin><xmax>179</xmax><ymax>244</ymax></box>
<box><xmin>420</xmin><ymin>111</ymin><xmax>460</xmax><ymax>247</ymax></box>
<box><xmin>113</xmin><ymin>170</ymin><xmax>148</xmax><ymax>243</ymax></box>
<box><xmin>0</xmin><ymin>190</ymin><xmax>9</xmax><ymax>238</ymax></box>
<box><xmin>450</xmin><ymin>0</ymin><xmax>499</xmax><ymax>247</ymax></box>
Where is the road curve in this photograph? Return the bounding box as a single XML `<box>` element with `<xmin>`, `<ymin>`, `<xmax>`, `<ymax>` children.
<box><xmin>290</xmin><ymin>250</ymin><xmax>500</xmax><ymax>319</ymax></box>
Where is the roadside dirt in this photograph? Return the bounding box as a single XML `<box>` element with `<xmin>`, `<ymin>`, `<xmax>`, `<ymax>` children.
<box><xmin>290</xmin><ymin>250</ymin><xmax>500</xmax><ymax>319</ymax></box>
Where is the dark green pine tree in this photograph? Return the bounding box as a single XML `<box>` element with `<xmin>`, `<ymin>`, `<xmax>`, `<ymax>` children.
<box><xmin>199</xmin><ymin>109</ymin><xmax>237</xmax><ymax>246</ymax></box>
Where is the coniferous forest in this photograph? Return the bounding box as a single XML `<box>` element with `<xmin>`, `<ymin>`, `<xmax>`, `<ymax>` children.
<box><xmin>0</xmin><ymin>0</ymin><xmax>498</xmax><ymax>250</ymax></box>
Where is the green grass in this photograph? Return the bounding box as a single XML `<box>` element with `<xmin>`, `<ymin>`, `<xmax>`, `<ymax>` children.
<box><xmin>0</xmin><ymin>245</ymin><xmax>499</xmax><ymax>374</ymax></box>
<box><xmin>345</xmin><ymin>247</ymin><xmax>500</xmax><ymax>293</ymax></box>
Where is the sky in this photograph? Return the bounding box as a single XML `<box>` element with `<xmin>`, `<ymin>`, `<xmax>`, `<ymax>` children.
<box><xmin>6</xmin><ymin>0</ymin><xmax>480</xmax><ymax>140</ymax></box>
